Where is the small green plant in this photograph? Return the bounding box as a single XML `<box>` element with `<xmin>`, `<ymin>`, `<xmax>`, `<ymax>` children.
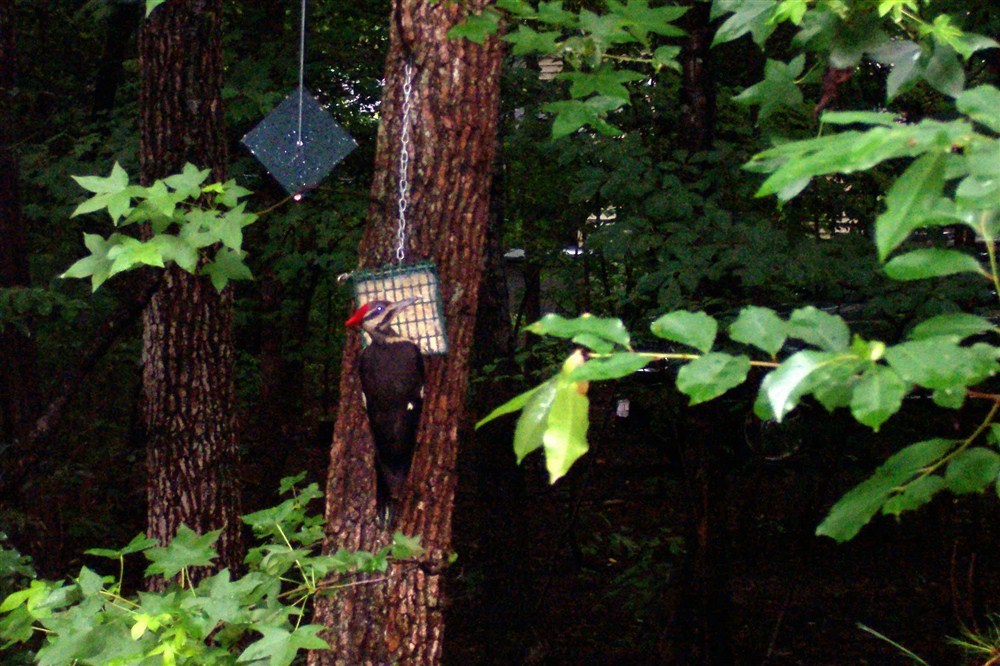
<box><xmin>62</xmin><ymin>162</ymin><xmax>258</xmax><ymax>292</ymax></box>
<box><xmin>0</xmin><ymin>475</ymin><xmax>423</xmax><ymax>665</ymax></box>
<box><xmin>950</xmin><ymin>616</ymin><xmax>1000</xmax><ymax>666</ymax></box>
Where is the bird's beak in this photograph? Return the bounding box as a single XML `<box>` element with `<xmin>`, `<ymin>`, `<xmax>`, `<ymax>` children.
<box><xmin>385</xmin><ymin>296</ymin><xmax>421</xmax><ymax>321</ymax></box>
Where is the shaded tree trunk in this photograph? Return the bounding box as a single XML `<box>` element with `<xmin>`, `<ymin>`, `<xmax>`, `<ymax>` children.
<box><xmin>0</xmin><ymin>0</ymin><xmax>37</xmax><ymax>443</ymax></box>
<box><xmin>138</xmin><ymin>0</ymin><xmax>241</xmax><ymax>579</ymax></box>
<box><xmin>310</xmin><ymin>1</ymin><xmax>503</xmax><ymax>663</ymax></box>
<box><xmin>678</xmin><ymin>1</ymin><xmax>716</xmax><ymax>152</ymax></box>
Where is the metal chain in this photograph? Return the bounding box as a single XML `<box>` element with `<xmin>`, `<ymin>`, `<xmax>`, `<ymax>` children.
<box><xmin>396</xmin><ymin>61</ymin><xmax>414</xmax><ymax>263</ymax></box>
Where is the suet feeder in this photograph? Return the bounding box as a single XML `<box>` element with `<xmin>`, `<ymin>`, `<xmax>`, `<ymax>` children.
<box><xmin>351</xmin><ymin>262</ymin><xmax>448</xmax><ymax>355</ymax></box>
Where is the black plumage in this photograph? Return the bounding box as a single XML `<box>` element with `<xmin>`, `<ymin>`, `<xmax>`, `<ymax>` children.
<box><xmin>345</xmin><ymin>298</ymin><xmax>424</xmax><ymax>523</ymax></box>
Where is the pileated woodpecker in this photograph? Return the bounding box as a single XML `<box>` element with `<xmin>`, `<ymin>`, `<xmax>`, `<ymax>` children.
<box><xmin>345</xmin><ymin>297</ymin><xmax>424</xmax><ymax>523</ymax></box>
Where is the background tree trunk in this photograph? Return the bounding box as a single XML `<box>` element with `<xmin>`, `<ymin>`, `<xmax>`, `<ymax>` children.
<box><xmin>0</xmin><ymin>0</ymin><xmax>37</xmax><ymax>443</ymax></box>
<box><xmin>138</xmin><ymin>0</ymin><xmax>241</xmax><ymax>579</ymax></box>
<box><xmin>311</xmin><ymin>1</ymin><xmax>503</xmax><ymax>663</ymax></box>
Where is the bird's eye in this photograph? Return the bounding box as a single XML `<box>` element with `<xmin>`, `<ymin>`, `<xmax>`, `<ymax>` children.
<box><xmin>374</xmin><ymin>305</ymin><xmax>384</xmax><ymax>313</ymax></box>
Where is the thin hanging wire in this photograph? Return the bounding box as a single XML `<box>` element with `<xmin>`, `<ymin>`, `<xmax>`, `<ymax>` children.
<box><xmin>396</xmin><ymin>61</ymin><xmax>414</xmax><ymax>263</ymax></box>
<box><xmin>295</xmin><ymin>0</ymin><xmax>308</xmax><ymax>149</ymax></box>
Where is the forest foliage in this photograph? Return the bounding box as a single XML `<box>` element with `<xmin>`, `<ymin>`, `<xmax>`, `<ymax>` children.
<box><xmin>0</xmin><ymin>0</ymin><xmax>998</xmax><ymax>663</ymax></box>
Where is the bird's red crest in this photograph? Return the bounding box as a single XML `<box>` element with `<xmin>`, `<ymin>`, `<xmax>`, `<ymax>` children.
<box><xmin>345</xmin><ymin>303</ymin><xmax>370</xmax><ymax>327</ymax></box>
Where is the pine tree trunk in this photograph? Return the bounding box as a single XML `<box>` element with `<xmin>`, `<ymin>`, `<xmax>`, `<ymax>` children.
<box><xmin>138</xmin><ymin>0</ymin><xmax>241</xmax><ymax>580</ymax></box>
<box><xmin>0</xmin><ymin>0</ymin><xmax>37</xmax><ymax>442</ymax></box>
<box><xmin>311</xmin><ymin>1</ymin><xmax>503</xmax><ymax>663</ymax></box>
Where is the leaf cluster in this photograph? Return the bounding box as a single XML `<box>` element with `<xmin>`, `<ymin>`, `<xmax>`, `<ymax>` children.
<box><xmin>449</xmin><ymin>0</ymin><xmax>689</xmax><ymax>137</ymax></box>
<box><xmin>0</xmin><ymin>475</ymin><xmax>423</xmax><ymax>665</ymax></box>
<box><xmin>62</xmin><ymin>163</ymin><xmax>258</xmax><ymax>292</ymax></box>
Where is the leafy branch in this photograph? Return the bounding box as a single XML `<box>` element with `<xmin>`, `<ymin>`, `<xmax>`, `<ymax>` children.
<box><xmin>0</xmin><ymin>475</ymin><xmax>424</xmax><ymax>665</ymax></box>
<box><xmin>62</xmin><ymin>162</ymin><xmax>258</xmax><ymax>292</ymax></box>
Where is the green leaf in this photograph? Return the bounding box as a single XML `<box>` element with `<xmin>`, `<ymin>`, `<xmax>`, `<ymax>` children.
<box><xmin>734</xmin><ymin>55</ymin><xmax>805</xmax><ymax>122</ymax></box>
<box><xmin>884</xmin><ymin>248</ymin><xmax>983</xmax><ymax>281</ymax></box>
<box><xmin>850</xmin><ymin>365</ymin><xmax>908</xmax><ymax>431</ymax></box>
<box><xmin>907</xmin><ymin>313</ymin><xmax>995</xmax><ymax>342</ymax></box>
<box><xmin>106</xmin><ymin>236</ymin><xmax>166</xmax><ymax>278</ymax></box>
<box><xmin>945</xmin><ymin>448</ymin><xmax>1000</xmax><ymax>494</ymax></box>
<box><xmin>238</xmin><ymin>624</ymin><xmax>330</xmax><ymax>666</ymax></box>
<box><xmin>476</xmin><ymin>383</ymin><xmax>545</xmax><ymax>429</ymax></box>
<box><xmin>513</xmin><ymin>379</ymin><xmax>558</xmax><ymax>463</ymax></box>
<box><xmin>872</xmin><ymin>40</ymin><xmax>923</xmax><ymax>100</ymax></box>
<box><xmin>156</xmin><ymin>236</ymin><xmax>200</xmax><ymax>274</ymax></box>
<box><xmin>820</xmin><ymin>111</ymin><xmax>901</xmax><ymax>127</ymax></box>
<box><xmin>558</xmin><ymin>67</ymin><xmax>646</xmax><ymax>102</ymax></box>
<box><xmin>881</xmin><ymin>475</ymin><xmax>945</xmax><ymax>517</ymax></box>
<box><xmin>650</xmin><ymin>310</ymin><xmax>717</xmax><ymax>353</ymax></box>
<box><xmin>543</xmin><ymin>377</ymin><xmax>589</xmax><ymax>483</ymax></box>
<box><xmin>932</xmin><ymin>386</ymin><xmax>966</xmax><ymax>409</ymax></box>
<box><xmin>71</xmin><ymin>162</ymin><xmax>129</xmax><ymax>194</ymax></box>
<box><xmin>503</xmin><ymin>26</ymin><xmax>562</xmax><ymax>56</ymax></box>
<box><xmin>525</xmin><ymin>313</ymin><xmax>631</xmax><ymax>348</ymax></box>
<box><xmin>202</xmin><ymin>247</ymin><xmax>253</xmax><ymax>292</ymax></box>
<box><xmin>711</xmin><ymin>0</ymin><xmax>776</xmax><ymax>47</ymax></box>
<box><xmin>923</xmin><ymin>42</ymin><xmax>964</xmax><ymax>98</ymax></box>
<box><xmin>957</xmin><ymin>85</ymin><xmax>1000</xmax><ymax>133</ymax></box>
<box><xmin>85</xmin><ymin>533</ymin><xmax>157</xmax><ymax>559</ymax></box>
<box><xmin>447</xmin><ymin>8</ymin><xmax>501</xmax><ymax>44</ymax></box>
<box><xmin>817</xmin><ymin>438</ymin><xmax>955</xmax><ymax>542</ymax></box>
<box><xmin>787</xmin><ymin>306</ymin><xmax>850</xmax><ymax>351</ymax></box>
<box><xmin>875</xmin><ymin>152</ymin><xmax>950</xmax><ymax>261</ymax></box>
<box><xmin>885</xmin><ymin>338</ymin><xmax>999</xmax><ymax>390</ymax></box>
<box><xmin>652</xmin><ymin>45</ymin><xmax>682</xmax><ymax>72</ymax></box>
<box><xmin>676</xmin><ymin>353</ymin><xmax>751</xmax><ymax>405</ymax></box>
<box><xmin>607</xmin><ymin>0</ymin><xmax>687</xmax><ymax>42</ymax></box>
<box><xmin>569</xmin><ymin>353</ymin><xmax>652</xmax><ymax>382</ymax></box>
<box><xmin>146</xmin><ymin>0</ymin><xmax>167</xmax><ymax>17</ymax></box>
<box><xmin>543</xmin><ymin>96</ymin><xmax>627</xmax><ymax>138</ymax></box>
<box><xmin>163</xmin><ymin>163</ymin><xmax>211</xmax><ymax>199</ymax></box>
<box><xmin>728</xmin><ymin>306</ymin><xmax>787</xmax><ymax>356</ymax></box>
<box><xmin>759</xmin><ymin>350</ymin><xmax>839</xmax><ymax>421</ymax></box>
<box><xmin>144</xmin><ymin>525</ymin><xmax>220</xmax><ymax>578</ymax></box>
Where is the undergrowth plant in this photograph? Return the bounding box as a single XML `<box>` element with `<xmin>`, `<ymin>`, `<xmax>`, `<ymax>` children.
<box><xmin>0</xmin><ymin>475</ymin><xmax>422</xmax><ymax>665</ymax></box>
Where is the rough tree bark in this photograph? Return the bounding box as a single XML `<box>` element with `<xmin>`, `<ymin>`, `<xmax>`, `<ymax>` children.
<box><xmin>311</xmin><ymin>1</ymin><xmax>503</xmax><ymax>663</ymax></box>
<box><xmin>0</xmin><ymin>0</ymin><xmax>37</xmax><ymax>443</ymax></box>
<box><xmin>138</xmin><ymin>0</ymin><xmax>241</xmax><ymax>578</ymax></box>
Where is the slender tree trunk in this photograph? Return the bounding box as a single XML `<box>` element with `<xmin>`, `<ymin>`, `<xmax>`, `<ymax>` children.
<box><xmin>678</xmin><ymin>1</ymin><xmax>716</xmax><ymax>152</ymax></box>
<box><xmin>0</xmin><ymin>0</ymin><xmax>37</xmax><ymax>443</ymax></box>
<box><xmin>138</xmin><ymin>0</ymin><xmax>241</xmax><ymax>580</ymax></box>
<box><xmin>311</xmin><ymin>1</ymin><xmax>503</xmax><ymax>663</ymax></box>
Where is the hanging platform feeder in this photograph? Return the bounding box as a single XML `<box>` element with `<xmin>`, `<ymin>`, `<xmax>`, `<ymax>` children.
<box><xmin>351</xmin><ymin>262</ymin><xmax>448</xmax><ymax>355</ymax></box>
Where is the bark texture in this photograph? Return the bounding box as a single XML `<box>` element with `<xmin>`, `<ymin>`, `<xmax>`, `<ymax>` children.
<box><xmin>138</xmin><ymin>0</ymin><xmax>241</xmax><ymax>578</ymax></box>
<box><xmin>0</xmin><ymin>0</ymin><xmax>37</xmax><ymax>442</ymax></box>
<box><xmin>311</xmin><ymin>1</ymin><xmax>503</xmax><ymax>663</ymax></box>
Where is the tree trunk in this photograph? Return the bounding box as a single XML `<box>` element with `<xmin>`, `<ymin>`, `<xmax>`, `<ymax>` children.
<box><xmin>0</xmin><ymin>0</ymin><xmax>37</xmax><ymax>443</ymax></box>
<box><xmin>311</xmin><ymin>1</ymin><xmax>503</xmax><ymax>663</ymax></box>
<box><xmin>678</xmin><ymin>1</ymin><xmax>716</xmax><ymax>152</ymax></box>
<box><xmin>138</xmin><ymin>0</ymin><xmax>241</xmax><ymax>580</ymax></box>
